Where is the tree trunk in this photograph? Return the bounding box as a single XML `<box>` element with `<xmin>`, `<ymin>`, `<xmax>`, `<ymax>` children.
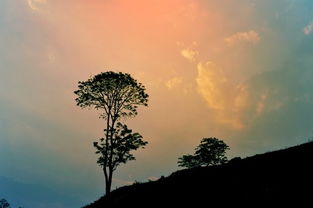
<box><xmin>105</xmin><ymin>179</ymin><xmax>112</xmax><ymax>195</ymax></box>
<box><xmin>103</xmin><ymin>168</ymin><xmax>112</xmax><ymax>195</ymax></box>
<box><xmin>106</xmin><ymin>115</ymin><xmax>116</xmax><ymax>195</ymax></box>
<box><xmin>106</xmin><ymin>168</ymin><xmax>113</xmax><ymax>195</ymax></box>
<box><xmin>104</xmin><ymin>167</ymin><xmax>113</xmax><ymax>195</ymax></box>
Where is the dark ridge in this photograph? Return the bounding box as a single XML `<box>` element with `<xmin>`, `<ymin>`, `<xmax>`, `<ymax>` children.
<box><xmin>84</xmin><ymin>141</ymin><xmax>313</xmax><ymax>208</ymax></box>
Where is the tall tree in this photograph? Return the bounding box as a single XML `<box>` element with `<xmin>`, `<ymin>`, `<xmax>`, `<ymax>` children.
<box><xmin>74</xmin><ymin>71</ymin><xmax>149</xmax><ymax>194</ymax></box>
<box><xmin>178</xmin><ymin>137</ymin><xmax>229</xmax><ymax>168</ymax></box>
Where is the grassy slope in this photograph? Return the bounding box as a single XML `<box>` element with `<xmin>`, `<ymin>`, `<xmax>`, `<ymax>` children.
<box><xmin>84</xmin><ymin>141</ymin><xmax>313</xmax><ymax>208</ymax></box>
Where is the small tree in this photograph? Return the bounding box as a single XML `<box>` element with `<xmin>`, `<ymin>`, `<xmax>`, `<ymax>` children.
<box><xmin>74</xmin><ymin>71</ymin><xmax>149</xmax><ymax>194</ymax></box>
<box><xmin>0</xmin><ymin>199</ymin><xmax>10</xmax><ymax>208</ymax></box>
<box><xmin>178</xmin><ymin>137</ymin><xmax>229</xmax><ymax>168</ymax></box>
<box><xmin>177</xmin><ymin>154</ymin><xmax>199</xmax><ymax>169</ymax></box>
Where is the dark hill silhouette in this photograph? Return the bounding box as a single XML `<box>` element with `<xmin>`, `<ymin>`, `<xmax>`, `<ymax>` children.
<box><xmin>84</xmin><ymin>141</ymin><xmax>313</xmax><ymax>208</ymax></box>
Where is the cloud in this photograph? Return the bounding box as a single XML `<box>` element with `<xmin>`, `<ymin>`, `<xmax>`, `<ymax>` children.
<box><xmin>48</xmin><ymin>53</ymin><xmax>56</xmax><ymax>63</ymax></box>
<box><xmin>196</xmin><ymin>62</ymin><xmax>246</xmax><ymax>129</ymax></box>
<box><xmin>27</xmin><ymin>0</ymin><xmax>47</xmax><ymax>11</ymax></box>
<box><xmin>148</xmin><ymin>176</ymin><xmax>159</xmax><ymax>181</ymax></box>
<box><xmin>303</xmin><ymin>22</ymin><xmax>313</xmax><ymax>35</ymax></box>
<box><xmin>225</xmin><ymin>30</ymin><xmax>260</xmax><ymax>47</ymax></box>
<box><xmin>196</xmin><ymin>62</ymin><xmax>230</xmax><ymax>110</ymax></box>
<box><xmin>180</xmin><ymin>48</ymin><xmax>198</xmax><ymax>62</ymax></box>
<box><xmin>165</xmin><ymin>77</ymin><xmax>183</xmax><ymax>90</ymax></box>
<box><xmin>236</xmin><ymin>67</ymin><xmax>313</xmax><ymax>154</ymax></box>
<box><xmin>195</xmin><ymin>62</ymin><xmax>298</xmax><ymax>130</ymax></box>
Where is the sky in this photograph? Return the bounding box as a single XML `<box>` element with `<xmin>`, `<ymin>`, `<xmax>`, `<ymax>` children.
<box><xmin>1</xmin><ymin>0</ymin><xmax>313</xmax><ymax>207</ymax></box>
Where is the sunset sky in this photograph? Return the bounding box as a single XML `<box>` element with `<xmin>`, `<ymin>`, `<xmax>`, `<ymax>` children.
<box><xmin>1</xmin><ymin>0</ymin><xmax>313</xmax><ymax>207</ymax></box>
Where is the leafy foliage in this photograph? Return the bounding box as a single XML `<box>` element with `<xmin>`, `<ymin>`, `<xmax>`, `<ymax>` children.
<box><xmin>74</xmin><ymin>71</ymin><xmax>149</xmax><ymax>194</ymax></box>
<box><xmin>177</xmin><ymin>155</ymin><xmax>199</xmax><ymax>169</ymax></box>
<box><xmin>0</xmin><ymin>199</ymin><xmax>10</xmax><ymax>208</ymax></box>
<box><xmin>178</xmin><ymin>137</ymin><xmax>229</xmax><ymax>168</ymax></box>
<box><xmin>74</xmin><ymin>71</ymin><xmax>148</xmax><ymax>119</ymax></box>
<box><xmin>93</xmin><ymin>122</ymin><xmax>148</xmax><ymax>171</ymax></box>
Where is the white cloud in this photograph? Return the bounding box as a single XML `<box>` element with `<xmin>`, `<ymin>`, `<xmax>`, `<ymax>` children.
<box><xmin>303</xmin><ymin>22</ymin><xmax>313</xmax><ymax>35</ymax></box>
<box><xmin>225</xmin><ymin>30</ymin><xmax>260</xmax><ymax>47</ymax></box>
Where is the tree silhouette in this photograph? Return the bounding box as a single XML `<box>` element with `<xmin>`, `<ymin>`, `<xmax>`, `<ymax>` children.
<box><xmin>74</xmin><ymin>71</ymin><xmax>149</xmax><ymax>194</ymax></box>
<box><xmin>178</xmin><ymin>137</ymin><xmax>229</xmax><ymax>168</ymax></box>
<box><xmin>0</xmin><ymin>199</ymin><xmax>10</xmax><ymax>208</ymax></box>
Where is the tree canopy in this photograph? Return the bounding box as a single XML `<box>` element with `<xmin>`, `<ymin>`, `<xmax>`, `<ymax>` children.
<box><xmin>178</xmin><ymin>137</ymin><xmax>229</xmax><ymax>168</ymax></box>
<box><xmin>74</xmin><ymin>71</ymin><xmax>148</xmax><ymax>119</ymax></box>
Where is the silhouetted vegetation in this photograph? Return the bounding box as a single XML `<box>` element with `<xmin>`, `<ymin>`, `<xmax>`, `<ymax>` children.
<box><xmin>84</xmin><ymin>141</ymin><xmax>313</xmax><ymax>208</ymax></box>
<box><xmin>178</xmin><ymin>137</ymin><xmax>229</xmax><ymax>168</ymax></box>
<box><xmin>0</xmin><ymin>199</ymin><xmax>10</xmax><ymax>208</ymax></box>
<box><xmin>74</xmin><ymin>71</ymin><xmax>149</xmax><ymax>194</ymax></box>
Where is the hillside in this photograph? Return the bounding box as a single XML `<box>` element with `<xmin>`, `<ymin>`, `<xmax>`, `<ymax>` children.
<box><xmin>84</xmin><ymin>141</ymin><xmax>313</xmax><ymax>208</ymax></box>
